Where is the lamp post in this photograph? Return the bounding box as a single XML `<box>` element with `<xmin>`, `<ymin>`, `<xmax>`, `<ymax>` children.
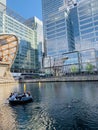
<box><xmin>49</xmin><ymin>56</ymin><xmax>51</xmax><ymax>75</ymax></box>
<box><xmin>77</xmin><ymin>52</ymin><xmax>83</xmax><ymax>73</ymax></box>
<box><xmin>53</xmin><ymin>58</ymin><xmax>56</xmax><ymax>76</ymax></box>
<box><xmin>22</xmin><ymin>65</ymin><xmax>25</xmax><ymax>73</ymax></box>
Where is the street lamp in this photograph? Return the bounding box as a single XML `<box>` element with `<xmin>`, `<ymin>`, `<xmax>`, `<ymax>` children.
<box><xmin>49</xmin><ymin>56</ymin><xmax>51</xmax><ymax>74</ymax></box>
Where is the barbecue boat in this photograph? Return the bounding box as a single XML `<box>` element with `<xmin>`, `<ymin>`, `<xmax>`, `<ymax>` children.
<box><xmin>9</xmin><ymin>92</ymin><xmax>33</xmax><ymax>105</ymax></box>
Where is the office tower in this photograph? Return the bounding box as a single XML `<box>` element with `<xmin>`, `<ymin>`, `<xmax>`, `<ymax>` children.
<box><xmin>25</xmin><ymin>17</ymin><xmax>44</xmax><ymax>70</ymax></box>
<box><xmin>75</xmin><ymin>0</ymin><xmax>98</xmax><ymax>70</ymax></box>
<box><xmin>42</xmin><ymin>0</ymin><xmax>75</xmax><ymax>58</ymax></box>
<box><xmin>42</xmin><ymin>0</ymin><xmax>76</xmax><ymax>75</ymax></box>
<box><xmin>77</xmin><ymin>0</ymin><xmax>98</xmax><ymax>50</ymax></box>
<box><xmin>0</xmin><ymin>3</ymin><xmax>38</xmax><ymax>73</ymax></box>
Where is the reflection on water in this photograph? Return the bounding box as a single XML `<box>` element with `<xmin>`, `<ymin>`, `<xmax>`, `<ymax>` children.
<box><xmin>0</xmin><ymin>82</ymin><xmax>98</xmax><ymax>129</ymax></box>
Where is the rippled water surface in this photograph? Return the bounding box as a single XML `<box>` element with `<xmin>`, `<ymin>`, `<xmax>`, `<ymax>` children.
<box><xmin>1</xmin><ymin>82</ymin><xmax>98</xmax><ymax>130</ymax></box>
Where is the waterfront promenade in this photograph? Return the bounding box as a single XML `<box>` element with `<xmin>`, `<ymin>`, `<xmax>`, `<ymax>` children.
<box><xmin>19</xmin><ymin>73</ymin><xmax>98</xmax><ymax>83</ymax></box>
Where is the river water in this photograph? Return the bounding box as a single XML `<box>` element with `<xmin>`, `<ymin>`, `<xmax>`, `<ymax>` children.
<box><xmin>0</xmin><ymin>82</ymin><xmax>98</xmax><ymax>130</ymax></box>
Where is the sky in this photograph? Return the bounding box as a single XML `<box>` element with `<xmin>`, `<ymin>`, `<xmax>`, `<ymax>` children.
<box><xmin>7</xmin><ymin>0</ymin><xmax>42</xmax><ymax>20</ymax></box>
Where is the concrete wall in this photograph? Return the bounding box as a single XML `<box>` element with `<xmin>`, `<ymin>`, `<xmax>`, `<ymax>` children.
<box><xmin>19</xmin><ymin>75</ymin><xmax>98</xmax><ymax>83</ymax></box>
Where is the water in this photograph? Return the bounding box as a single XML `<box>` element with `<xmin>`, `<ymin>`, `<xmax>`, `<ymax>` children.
<box><xmin>0</xmin><ymin>82</ymin><xmax>98</xmax><ymax>130</ymax></box>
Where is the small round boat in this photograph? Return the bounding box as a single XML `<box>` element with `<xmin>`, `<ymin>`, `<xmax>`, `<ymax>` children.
<box><xmin>9</xmin><ymin>92</ymin><xmax>33</xmax><ymax>105</ymax></box>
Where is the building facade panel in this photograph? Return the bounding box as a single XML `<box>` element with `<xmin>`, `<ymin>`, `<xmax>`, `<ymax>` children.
<box><xmin>24</xmin><ymin>16</ymin><xmax>44</xmax><ymax>70</ymax></box>
<box><xmin>0</xmin><ymin>0</ymin><xmax>6</xmax><ymax>5</ymax></box>
<box><xmin>42</xmin><ymin>0</ymin><xmax>75</xmax><ymax>59</ymax></box>
<box><xmin>77</xmin><ymin>0</ymin><xmax>98</xmax><ymax>51</ymax></box>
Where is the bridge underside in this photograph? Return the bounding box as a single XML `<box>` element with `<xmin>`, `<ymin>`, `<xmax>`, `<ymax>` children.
<box><xmin>0</xmin><ymin>34</ymin><xmax>18</xmax><ymax>83</ymax></box>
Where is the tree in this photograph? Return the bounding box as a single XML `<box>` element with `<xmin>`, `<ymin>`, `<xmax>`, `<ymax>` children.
<box><xmin>71</xmin><ymin>65</ymin><xmax>78</xmax><ymax>73</ymax></box>
<box><xmin>85</xmin><ymin>63</ymin><xmax>94</xmax><ymax>72</ymax></box>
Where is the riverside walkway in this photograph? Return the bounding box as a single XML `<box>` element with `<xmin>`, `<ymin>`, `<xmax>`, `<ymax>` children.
<box><xmin>19</xmin><ymin>74</ymin><xmax>98</xmax><ymax>83</ymax></box>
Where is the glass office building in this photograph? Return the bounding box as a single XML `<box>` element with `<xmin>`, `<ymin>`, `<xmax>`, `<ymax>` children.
<box><xmin>77</xmin><ymin>0</ymin><xmax>98</xmax><ymax>50</ymax></box>
<box><xmin>64</xmin><ymin>0</ymin><xmax>98</xmax><ymax>72</ymax></box>
<box><xmin>25</xmin><ymin>17</ymin><xmax>44</xmax><ymax>70</ymax></box>
<box><xmin>42</xmin><ymin>0</ymin><xmax>98</xmax><ymax>73</ymax></box>
<box><xmin>60</xmin><ymin>48</ymin><xmax>97</xmax><ymax>73</ymax></box>
<box><xmin>42</xmin><ymin>0</ymin><xmax>75</xmax><ymax>57</ymax></box>
<box><xmin>0</xmin><ymin>3</ymin><xmax>38</xmax><ymax>73</ymax></box>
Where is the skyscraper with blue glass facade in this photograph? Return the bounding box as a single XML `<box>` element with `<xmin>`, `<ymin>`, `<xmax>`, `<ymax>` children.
<box><xmin>77</xmin><ymin>0</ymin><xmax>98</xmax><ymax>50</ymax></box>
<box><xmin>65</xmin><ymin>0</ymin><xmax>98</xmax><ymax>72</ymax></box>
<box><xmin>42</xmin><ymin>0</ymin><xmax>75</xmax><ymax>57</ymax></box>
<box><xmin>43</xmin><ymin>0</ymin><xmax>98</xmax><ymax>73</ymax></box>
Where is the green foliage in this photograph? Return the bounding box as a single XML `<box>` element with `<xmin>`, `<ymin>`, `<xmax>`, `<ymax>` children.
<box><xmin>85</xmin><ymin>63</ymin><xmax>94</xmax><ymax>72</ymax></box>
<box><xmin>71</xmin><ymin>65</ymin><xmax>78</xmax><ymax>73</ymax></box>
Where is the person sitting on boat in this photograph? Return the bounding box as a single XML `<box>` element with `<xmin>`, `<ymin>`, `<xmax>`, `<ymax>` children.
<box><xmin>9</xmin><ymin>93</ymin><xmax>13</xmax><ymax>98</ymax></box>
<box><xmin>22</xmin><ymin>92</ymin><xmax>30</xmax><ymax>98</ymax></box>
<box><xmin>27</xmin><ymin>92</ymin><xmax>31</xmax><ymax>96</ymax></box>
<box><xmin>22</xmin><ymin>92</ymin><xmax>27</xmax><ymax>97</ymax></box>
<box><xmin>9</xmin><ymin>93</ymin><xmax>16</xmax><ymax>101</ymax></box>
<box><xmin>14</xmin><ymin>92</ymin><xmax>18</xmax><ymax>98</ymax></box>
<box><xmin>25</xmin><ymin>93</ymin><xmax>29</xmax><ymax>97</ymax></box>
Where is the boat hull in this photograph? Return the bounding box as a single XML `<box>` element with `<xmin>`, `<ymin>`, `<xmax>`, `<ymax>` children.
<box><xmin>9</xmin><ymin>97</ymin><xmax>33</xmax><ymax>105</ymax></box>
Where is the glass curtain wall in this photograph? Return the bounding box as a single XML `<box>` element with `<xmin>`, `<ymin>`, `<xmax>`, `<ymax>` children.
<box><xmin>2</xmin><ymin>13</ymin><xmax>38</xmax><ymax>73</ymax></box>
<box><xmin>78</xmin><ymin>0</ymin><xmax>98</xmax><ymax>50</ymax></box>
<box><xmin>42</xmin><ymin>0</ymin><xmax>75</xmax><ymax>58</ymax></box>
<box><xmin>0</xmin><ymin>11</ymin><xmax>3</xmax><ymax>33</ymax></box>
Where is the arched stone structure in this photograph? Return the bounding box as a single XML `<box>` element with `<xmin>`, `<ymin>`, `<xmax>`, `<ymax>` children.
<box><xmin>0</xmin><ymin>34</ymin><xmax>18</xmax><ymax>83</ymax></box>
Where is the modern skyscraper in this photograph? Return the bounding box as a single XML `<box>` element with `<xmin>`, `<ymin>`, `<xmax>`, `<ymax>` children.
<box><xmin>77</xmin><ymin>0</ymin><xmax>98</xmax><ymax>50</ymax></box>
<box><xmin>42</xmin><ymin>0</ymin><xmax>76</xmax><ymax>74</ymax></box>
<box><xmin>42</xmin><ymin>0</ymin><xmax>75</xmax><ymax>58</ymax></box>
<box><xmin>0</xmin><ymin>3</ymin><xmax>38</xmax><ymax>73</ymax></box>
<box><xmin>25</xmin><ymin>16</ymin><xmax>44</xmax><ymax>70</ymax></box>
<box><xmin>71</xmin><ymin>0</ymin><xmax>98</xmax><ymax>71</ymax></box>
